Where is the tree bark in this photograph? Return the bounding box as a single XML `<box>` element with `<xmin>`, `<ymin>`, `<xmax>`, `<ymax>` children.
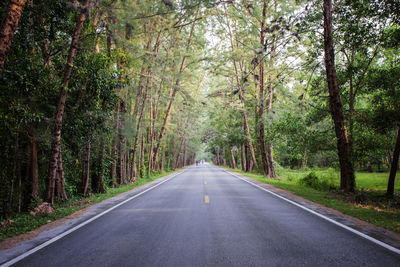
<box><xmin>231</xmin><ymin>148</ymin><xmax>237</xmax><ymax>169</ymax></box>
<box><xmin>241</xmin><ymin>143</ymin><xmax>246</xmax><ymax>171</ymax></box>
<box><xmin>118</xmin><ymin>100</ymin><xmax>127</xmax><ymax>185</ymax></box>
<box><xmin>266</xmin><ymin>9</ymin><xmax>277</xmax><ymax>178</ymax></box>
<box><xmin>222</xmin><ymin>147</ymin><xmax>227</xmax><ymax>166</ymax></box>
<box><xmin>55</xmin><ymin>147</ymin><xmax>67</xmax><ymax>201</ymax></box>
<box><xmin>47</xmin><ymin>0</ymin><xmax>89</xmax><ymax>203</ymax></box>
<box><xmin>323</xmin><ymin>0</ymin><xmax>355</xmax><ymax>192</ymax></box>
<box><xmin>257</xmin><ymin>0</ymin><xmax>270</xmax><ymax>177</ymax></box>
<box><xmin>31</xmin><ymin>138</ymin><xmax>39</xmax><ymax>199</ymax></box>
<box><xmin>140</xmin><ymin>133</ymin><xmax>145</xmax><ymax>178</ymax></box>
<box><xmin>387</xmin><ymin>128</ymin><xmax>400</xmax><ymax>197</ymax></box>
<box><xmin>81</xmin><ymin>141</ymin><xmax>90</xmax><ymax>196</ymax></box>
<box><xmin>174</xmin><ymin>138</ymin><xmax>185</xmax><ymax>169</ymax></box>
<box><xmin>160</xmin><ymin>151</ymin><xmax>165</xmax><ymax>172</ymax></box>
<box><xmin>216</xmin><ymin>147</ymin><xmax>220</xmax><ymax>166</ymax></box>
<box><xmin>0</xmin><ymin>0</ymin><xmax>27</xmax><ymax>74</ymax></box>
<box><xmin>147</xmin><ymin>93</ymin><xmax>154</xmax><ymax>178</ymax></box>
<box><xmin>183</xmin><ymin>145</ymin><xmax>188</xmax><ymax>167</ymax></box>
<box><xmin>110</xmin><ymin>97</ymin><xmax>120</xmax><ymax>186</ymax></box>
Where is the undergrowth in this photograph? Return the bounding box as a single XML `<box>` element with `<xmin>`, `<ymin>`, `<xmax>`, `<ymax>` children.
<box><xmin>0</xmin><ymin>170</ymin><xmax>177</xmax><ymax>243</ymax></box>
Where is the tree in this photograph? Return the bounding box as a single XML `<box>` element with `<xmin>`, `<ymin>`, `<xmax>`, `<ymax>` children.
<box><xmin>367</xmin><ymin>62</ymin><xmax>400</xmax><ymax>197</ymax></box>
<box><xmin>323</xmin><ymin>0</ymin><xmax>355</xmax><ymax>192</ymax></box>
<box><xmin>47</xmin><ymin>0</ymin><xmax>90</xmax><ymax>203</ymax></box>
<box><xmin>0</xmin><ymin>0</ymin><xmax>27</xmax><ymax>74</ymax></box>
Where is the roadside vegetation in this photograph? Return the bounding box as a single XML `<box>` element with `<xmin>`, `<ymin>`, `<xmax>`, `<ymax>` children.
<box><xmin>202</xmin><ymin>0</ymin><xmax>400</xmax><ymax>234</ymax></box>
<box><xmin>0</xmin><ymin>0</ymin><xmax>208</xmax><ymax>223</ymax></box>
<box><xmin>1</xmin><ymin>0</ymin><xmax>399</xmax><ymax>243</ymax></box>
<box><xmin>0</xmin><ymin>170</ymin><xmax>176</xmax><ymax>242</ymax></box>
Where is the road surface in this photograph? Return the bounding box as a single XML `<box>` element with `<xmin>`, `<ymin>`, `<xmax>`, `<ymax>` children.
<box><xmin>4</xmin><ymin>164</ymin><xmax>400</xmax><ymax>266</ymax></box>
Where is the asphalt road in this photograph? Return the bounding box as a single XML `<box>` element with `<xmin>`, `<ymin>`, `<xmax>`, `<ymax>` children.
<box><xmin>6</xmin><ymin>164</ymin><xmax>400</xmax><ymax>266</ymax></box>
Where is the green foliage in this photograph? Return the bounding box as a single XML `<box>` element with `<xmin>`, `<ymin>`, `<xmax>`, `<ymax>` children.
<box><xmin>0</xmin><ymin>0</ymin><xmax>399</xmax><ymax>238</ymax></box>
<box><xmin>0</xmin><ymin>169</ymin><xmax>178</xmax><ymax>241</ymax></box>
<box><xmin>298</xmin><ymin>171</ymin><xmax>335</xmax><ymax>191</ymax></box>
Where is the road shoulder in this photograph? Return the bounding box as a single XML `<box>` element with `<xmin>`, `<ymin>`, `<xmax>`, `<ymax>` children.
<box><xmin>221</xmin><ymin>167</ymin><xmax>400</xmax><ymax>251</ymax></box>
<box><xmin>0</xmin><ymin>169</ymin><xmax>185</xmax><ymax>265</ymax></box>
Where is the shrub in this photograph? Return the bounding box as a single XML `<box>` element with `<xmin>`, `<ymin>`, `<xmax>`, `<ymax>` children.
<box><xmin>299</xmin><ymin>171</ymin><xmax>335</xmax><ymax>191</ymax></box>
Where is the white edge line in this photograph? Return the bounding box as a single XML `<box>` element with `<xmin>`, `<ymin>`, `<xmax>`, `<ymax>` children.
<box><xmin>1</xmin><ymin>170</ymin><xmax>185</xmax><ymax>267</ymax></box>
<box><xmin>222</xmin><ymin>168</ymin><xmax>400</xmax><ymax>255</ymax></box>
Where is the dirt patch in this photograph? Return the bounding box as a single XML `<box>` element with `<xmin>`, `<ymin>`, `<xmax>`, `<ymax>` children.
<box><xmin>69</xmin><ymin>200</ymin><xmax>90</xmax><ymax>207</ymax></box>
<box><xmin>0</xmin><ymin>206</ymin><xmax>91</xmax><ymax>252</ymax></box>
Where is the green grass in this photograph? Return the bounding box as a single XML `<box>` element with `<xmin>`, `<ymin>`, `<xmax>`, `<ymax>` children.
<box><xmin>226</xmin><ymin>167</ymin><xmax>400</xmax><ymax>234</ymax></box>
<box><xmin>279</xmin><ymin>168</ymin><xmax>400</xmax><ymax>191</ymax></box>
<box><xmin>0</xmin><ymin>170</ymin><xmax>178</xmax><ymax>242</ymax></box>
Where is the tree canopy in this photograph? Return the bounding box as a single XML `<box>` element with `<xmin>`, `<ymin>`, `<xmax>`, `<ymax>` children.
<box><xmin>1</xmin><ymin>0</ymin><xmax>399</xmax><ymax>218</ymax></box>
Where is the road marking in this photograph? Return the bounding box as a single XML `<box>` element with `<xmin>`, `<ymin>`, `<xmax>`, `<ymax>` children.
<box><xmin>204</xmin><ymin>195</ymin><xmax>210</xmax><ymax>204</ymax></box>
<box><xmin>223</xmin><ymin>169</ymin><xmax>400</xmax><ymax>256</ymax></box>
<box><xmin>0</xmin><ymin>170</ymin><xmax>186</xmax><ymax>267</ymax></box>
<box><xmin>204</xmin><ymin>181</ymin><xmax>207</xmax><ymax>185</ymax></box>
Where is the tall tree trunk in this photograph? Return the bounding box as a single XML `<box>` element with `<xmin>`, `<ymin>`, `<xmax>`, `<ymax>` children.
<box><xmin>81</xmin><ymin>141</ymin><xmax>91</xmax><ymax>196</ymax></box>
<box><xmin>152</xmin><ymin>5</ymin><xmax>199</xmax><ymax>166</ymax></box>
<box><xmin>130</xmin><ymin>28</ymin><xmax>153</xmax><ymax>180</ymax></box>
<box><xmin>174</xmin><ymin>138</ymin><xmax>184</xmax><ymax>169</ymax></box>
<box><xmin>110</xmin><ymin>98</ymin><xmax>120</xmax><ymax>187</ymax></box>
<box><xmin>140</xmin><ymin>133</ymin><xmax>145</xmax><ymax>178</ymax></box>
<box><xmin>55</xmin><ymin>147</ymin><xmax>67</xmax><ymax>201</ymax></box>
<box><xmin>0</xmin><ymin>0</ymin><xmax>27</xmax><ymax>74</ymax></box>
<box><xmin>25</xmin><ymin>1</ymin><xmax>39</xmax><ymax>202</ymax></box>
<box><xmin>160</xmin><ymin>151</ymin><xmax>165</xmax><ymax>173</ymax></box>
<box><xmin>118</xmin><ymin>100</ymin><xmax>127</xmax><ymax>185</ymax></box>
<box><xmin>241</xmin><ymin>143</ymin><xmax>246</xmax><ymax>171</ymax></box>
<box><xmin>151</xmin><ymin>72</ymin><xmax>163</xmax><ymax>172</ymax></box>
<box><xmin>323</xmin><ymin>0</ymin><xmax>355</xmax><ymax>192</ymax></box>
<box><xmin>31</xmin><ymin>138</ymin><xmax>38</xmax><ymax>200</ymax></box>
<box><xmin>267</xmin><ymin>142</ymin><xmax>276</xmax><ymax>176</ymax></box>
<box><xmin>147</xmin><ymin>96</ymin><xmax>154</xmax><ymax>178</ymax></box>
<box><xmin>47</xmin><ymin>0</ymin><xmax>89</xmax><ymax>203</ymax></box>
<box><xmin>129</xmin><ymin>63</ymin><xmax>146</xmax><ymax>181</ymax></box>
<box><xmin>231</xmin><ymin>148</ymin><xmax>237</xmax><ymax>169</ymax></box>
<box><xmin>387</xmin><ymin>128</ymin><xmax>400</xmax><ymax>197</ymax></box>
<box><xmin>183</xmin><ymin>145</ymin><xmax>188</xmax><ymax>167</ymax></box>
<box><xmin>245</xmin><ymin>145</ymin><xmax>251</xmax><ymax>172</ymax></box>
<box><xmin>257</xmin><ymin>0</ymin><xmax>270</xmax><ymax>177</ymax></box>
<box><xmin>266</xmin><ymin>7</ymin><xmax>277</xmax><ymax>178</ymax></box>
<box><xmin>130</xmin><ymin>32</ymin><xmax>159</xmax><ymax>181</ymax></box>
<box><xmin>131</xmin><ymin>70</ymin><xmax>151</xmax><ymax>180</ymax></box>
<box><xmin>216</xmin><ymin>147</ymin><xmax>220</xmax><ymax>166</ymax></box>
<box><xmin>222</xmin><ymin>147</ymin><xmax>227</xmax><ymax>166</ymax></box>
<box><xmin>91</xmin><ymin>5</ymin><xmax>106</xmax><ymax>194</ymax></box>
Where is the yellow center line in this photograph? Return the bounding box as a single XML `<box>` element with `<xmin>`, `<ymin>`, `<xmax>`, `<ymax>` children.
<box><xmin>204</xmin><ymin>195</ymin><xmax>210</xmax><ymax>204</ymax></box>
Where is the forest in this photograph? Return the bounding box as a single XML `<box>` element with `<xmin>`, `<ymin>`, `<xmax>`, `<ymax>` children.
<box><xmin>0</xmin><ymin>0</ymin><xmax>399</xmax><ymax>225</ymax></box>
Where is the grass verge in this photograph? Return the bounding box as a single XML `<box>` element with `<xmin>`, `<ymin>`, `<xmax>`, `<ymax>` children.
<box><xmin>0</xmin><ymin>170</ymin><xmax>178</xmax><ymax>243</ymax></box>
<box><xmin>225</xmin><ymin>167</ymin><xmax>400</xmax><ymax>234</ymax></box>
